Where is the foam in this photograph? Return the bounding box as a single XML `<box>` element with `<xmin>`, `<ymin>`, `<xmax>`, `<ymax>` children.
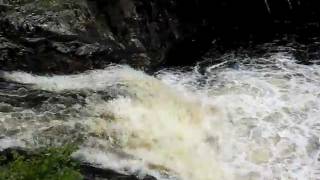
<box><xmin>1</xmin><ymin>51</ymin><xmax>320</xmax><ymax>180</ymax></box>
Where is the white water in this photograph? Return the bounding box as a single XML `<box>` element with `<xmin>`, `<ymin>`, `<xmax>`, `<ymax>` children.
<box><xmin>1</xmin><ymin>51</ymin><xmax>320</xmax><ymax>180</ymax></box>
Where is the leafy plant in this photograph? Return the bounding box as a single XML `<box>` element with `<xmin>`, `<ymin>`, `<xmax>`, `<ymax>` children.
<box><xmin>0</xmin><ymin>145</ymin><xmax>83</xmax><ymax>180</ymax></box>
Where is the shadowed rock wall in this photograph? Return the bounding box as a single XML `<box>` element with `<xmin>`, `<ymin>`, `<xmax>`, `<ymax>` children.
<box><xmin>1</xmin><ymin>0</ymin><xmax>320</xmax><ymax>73</ymax></box>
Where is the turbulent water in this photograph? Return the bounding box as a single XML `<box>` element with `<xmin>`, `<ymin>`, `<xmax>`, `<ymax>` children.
<box><xmin>0</xmin><ymin>44</ymin><xmax>320</xmax><ymax>180</ymax></box>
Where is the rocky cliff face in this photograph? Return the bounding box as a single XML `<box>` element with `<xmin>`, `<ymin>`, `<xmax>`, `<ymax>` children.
<box><xmin>0</xmin><ymin>0</ymin><xmax>130</xmax><ymax>73</ymax></box>
<box><xmin>0</xmin><ymin>0</ymin><xmax>198</xmax><ymax>73</ymax></box>
<box><xmin>1</xmin><ymin>0</ymin><xmax>320</xmax><ymax>73</ymax></box>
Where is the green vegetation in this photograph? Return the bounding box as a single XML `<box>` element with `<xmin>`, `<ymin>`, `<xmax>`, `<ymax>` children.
<box><xmin>0</xmin><ymin>145</ymin><xmax>83</xmax><ymax>180</ymax></box>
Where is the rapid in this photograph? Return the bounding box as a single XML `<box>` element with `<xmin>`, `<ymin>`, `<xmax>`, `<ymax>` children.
<box><xmin>0</xmin><ymin>42</ymin><xmax>319</xmax><ymax>180</ymax></box>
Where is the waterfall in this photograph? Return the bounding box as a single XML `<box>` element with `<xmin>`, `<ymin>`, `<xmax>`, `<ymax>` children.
<box><xmin>1</xmin><ymin>49</ymin><xmax>320</xmax><ymax>179</ymax></box>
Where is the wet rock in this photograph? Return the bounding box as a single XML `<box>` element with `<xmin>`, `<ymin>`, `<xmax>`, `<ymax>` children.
<box><xmin>0</xmin><ymin>0</ymin><xmax>124</xmax><ymax>73</ymax></box>
<box><xmin>0</xmin><ymin>0</ymin><xmax>192</xmax><ymax>73</ymax></box>
<box><xmin>1</xmin><ymin>0</ymin><xmax>320</xmax><ymax>72</ymax></box>
<box><xmin>0</xmin><ymin>0</ymin><xmax>233</xmax><ymax>72</ymax></box>
<box><xmin>81</xmin><ymin>164</ymin><xmax>156</xmax><ymax>180</ymax></box>
<box><xmin>0</xmin><ymin>78</ymin><xmax>86</xmax><ymax>110</ymax></box>
<box><xmin>0</xmin><ymin>102</ymin><xmax>13</xmax><ymax>112</ymax></box>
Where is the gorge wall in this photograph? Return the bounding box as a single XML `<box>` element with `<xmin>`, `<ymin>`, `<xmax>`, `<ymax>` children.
<box><xmin>1</xmin><ymin>0</ymin><xmax>320</xmax><ymax>73</ymax></box>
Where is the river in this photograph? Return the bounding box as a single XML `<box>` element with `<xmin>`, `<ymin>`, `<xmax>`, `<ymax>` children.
<box><xmin>0</xmin><ymin>39</ymin><xmax>319</xmax><ymax>180</ymax></box>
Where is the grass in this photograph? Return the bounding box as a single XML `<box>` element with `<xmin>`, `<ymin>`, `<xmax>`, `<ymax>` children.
<box><xmin>0</xmin><ymin>145</ymin><xmax>83</xmax><ymax>180</ymax></box>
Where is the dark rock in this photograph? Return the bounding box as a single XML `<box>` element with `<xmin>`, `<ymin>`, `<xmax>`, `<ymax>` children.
<box><xmin>0</xmin><ymin>77</ymin><xmax>86</xmax><ymax>109</ymax></box>
<box><xmin>0</xmin><ymin>0</ymin><xmax>124</xmax><ymax>73</ymax></box>
<box><xmin>0</xmin><ymin>0</ymin><xmax>191</xmax><ymax>73</ymax></box>
<box><xmin>0</xmin><ymin>102</ymin><xmax>13</xmax><ymax>112</ymax></box>
<box><xmin>1</xmin><ymin>0</ymin><xmax>320</xmax><ymax>73</ymax></box>
<box><xmin>81</xmin><ymin>164</ymin><xmax>156</xmax><ymax>180</ymax></box>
